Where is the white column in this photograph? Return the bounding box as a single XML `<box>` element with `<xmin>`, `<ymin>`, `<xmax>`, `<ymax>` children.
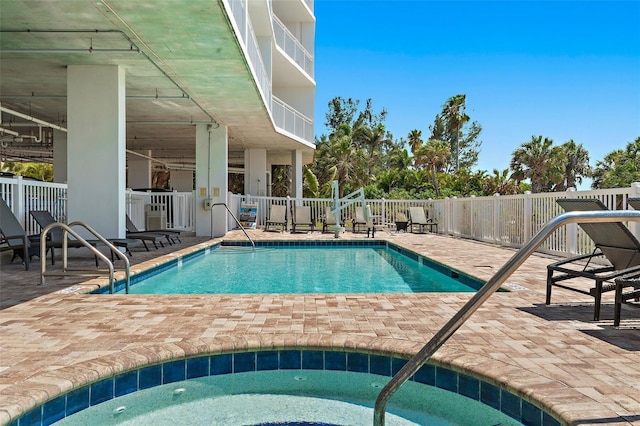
<box><xmin>195</xmin><ymin>123</ymin><xmax>228</xmax><ymax>237</ymax></box>
<box><xmin>127</xmin><ymin>150</ymin><xmax>152</xmax><ymax>189</ymax></box>
<box><xmin>291</xmin><ymin>149</ymin><xmax>303</xmax><ymax>202</ymax></box>
<box><xmin>52</xmin><ymin>129</ymin><xmax>67</xmax><ymax>184</ymax></box>
<box><xmin>67</xmin><ymin>65</ymin><xmax>126</xmax><ymax>238</ymax></box>
<box><xmin>170</xmin><ymin>169</ymin><xmax>193</xmax><ymax>191</ymax></box>
<box><xmin>244</xmin><ymin>148</ymin><xmax>267</xmax><ymax>196</ymax></box>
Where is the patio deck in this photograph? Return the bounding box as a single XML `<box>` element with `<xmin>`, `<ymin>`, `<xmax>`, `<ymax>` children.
<box><xmin>1</xmin><ymin>228</ymin><xmax>639</xmax><ymax>425</ymax></box>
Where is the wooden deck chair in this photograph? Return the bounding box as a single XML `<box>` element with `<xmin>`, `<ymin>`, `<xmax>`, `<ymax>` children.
<box><xmin>291</xmin><ymin>206</ymin><xmax>314</xmax><ymax>233</ymax></box>
<box><xmin>408</xmin><ymin>206</ymin><xmax>438</xmax><ymax>233</ymax></box>
<box><xmin>1</xmin><ymin>199</ymin><xmax>51</xmax><ymax>270</ymax></box>
<box><xmin>265</xmin><ymin>204</ymin><xmax>287</xmax><ymax>232</ymax></box>
<box><xmin>546</xmin><ymin>198</ymin><xmax>640</xmax><ymax>321</ymax></box>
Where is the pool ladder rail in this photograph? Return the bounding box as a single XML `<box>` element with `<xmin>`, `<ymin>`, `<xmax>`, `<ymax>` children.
<box><xmin>212</xmin><ymin>202</ymin><xmax>255</xmax><ymax>249</ymax></box>
<box><xmin>373</xmin><ymin>209</ymin><xmax>640</xmax><ymax>425</ymax></box>
<box><xmin>39</xmin><ymin>221</ymin><xmax>131</xmax><ymax>294</ymax></box>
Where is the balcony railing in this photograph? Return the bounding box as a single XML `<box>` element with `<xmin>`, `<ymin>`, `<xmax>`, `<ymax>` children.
<box><xmin>271</xmin><ymin>95</ymin><xmax>313</xmax><ymax>143</ymax></box>
<box><xmin>272</xmin><ymin>15</ymin><xmax>313</xmax><ymax>77</ymax></box>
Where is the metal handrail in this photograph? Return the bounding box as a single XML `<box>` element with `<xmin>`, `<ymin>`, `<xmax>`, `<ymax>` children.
<box><xmin>212</xmin><ymin>202</ymin><xmax>255</xmax><ymax>249</ymax></box>
<box><xmin>39</xmin><ymin>221</ymin><xmax>131</xmax><ymax>294</ymax></box>
<box><xmin>373</xmin><ymin>210</ymin><xmax>640</xmax><ymax>425</ymax></box>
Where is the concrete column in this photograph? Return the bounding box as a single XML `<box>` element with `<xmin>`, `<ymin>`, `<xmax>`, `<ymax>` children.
<box><xmin>291</xmin><ymin>149</ymin><xmax>303</xmax><ymax>202</ymax></box>
<box><xmin>244</xmin><ymin>148</ymin><xmax>267</xmax><ymax>196</ymax></box>
<box><xmin>127</xmin><ymin>150</ymin><xmax>152</xmax><ymax>189</ymax></box>
<box><xmin>195</xmin><ymin>123</ymin><xmax>228</xmax><ymax>237</ymax></box>
<box><xmin>67</xmin><ymin>65</ymin><xmax>126</xmax><ymax>238</ymax></box>
<box><xmin>52</xmin><ymin>129</ymin><xmax>67</xmax><ymax>184</ymax></box>
<box><xmin>170</xmin><ymin>169</ymin><xmax>194</xmax><ymax>191</ymax></box>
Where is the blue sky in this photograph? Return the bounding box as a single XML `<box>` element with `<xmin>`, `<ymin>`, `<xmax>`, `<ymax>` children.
<box><xmin>313</xmin><ymin>0</ymin><xmax>640</xmax><ymax>187</ymax></box>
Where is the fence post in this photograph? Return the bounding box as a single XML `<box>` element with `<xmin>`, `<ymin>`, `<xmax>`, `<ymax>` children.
<box><xmin>493</xmin><ymin>194</ymin><xmax>500</xmax><ymax>244</ymax></box>
<box><xmin>566</xmin><ymin>187</ymin><xmax>577</xmax><ymax>256</ymax></box>
<box><xmin>523</xmin><ymin>191</ymin><xmax>532</xmax><ymax>244</ymax></box>
<box><xmin>286</xmin><ymin>196</ymin><xmax>291</xmax><ymax>231</ymax></box>
<box><xmin>469</xmin><ymin>195</ymin><xmax>475</xmax><ymax>240</ymax></box>
<box><xmin>15</xmin><ymin>176</ymin><xmax>26</xmax><ymax>228</ymax></box>
<box><xmin>630</xmin><ymin>182</ymin><xmax>640</xmax><ymax>238</ymax></box>
<box><xmin>381</xmin><ymin>198</ymin><xmax>386</xmax><ymax>226</ymax></box>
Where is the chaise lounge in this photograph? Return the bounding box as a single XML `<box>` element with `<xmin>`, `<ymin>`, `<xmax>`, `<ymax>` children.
<box><xmin>546</xmin><ymin>198</ymin><xmax>640</xmax><ymax>321</ymax></box>
<box><xmin>408</xmin><ymin>206</ymin><xmax>438</xmax><ymax>233</ymax></box>
<box><xmin>1</xmin><ymin>199</ymin><xmax>51</xmax><ymax>270</ymax></box>
<box><xmin>291</xmin><ymin>206</ymin><xmax>314</xmax><ymax>233</ymax></box>
<box><xmin>265</xmin><ymin>204</ymin><xmax>287</xmax><ymax>232</ymax></box>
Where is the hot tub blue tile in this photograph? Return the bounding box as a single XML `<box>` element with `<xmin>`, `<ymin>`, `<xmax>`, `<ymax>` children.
<box><xmin>42</xmin><ymin>396</ymin><xmax>65</xmax><ymax>426</ymax></box>
<box><xmin>543</xmin><ymin>412</ymin><xmax>562</xmax><ymax>426</ymax></box>
<box><xmin>413</xmin><ymin>364</ymin><xmax>435</xmax><ymax>385</ymax></box>
<box><xmin>480</xmin><ymin>382</ymin><xmax>501</xmax><ymax>410</ymax></box>
<box><xmin>369</xmin><ymin>355</ymin><xmax>390</xmax><ymax>376</ymax></box>
<box><xmin>211</xmin><ymin>354</ymin><xmax>232</xmax><ymax>375</ymax></box>
<box><xmin>163</xmin><ymin>360</ymin><xmax>186</xmax><ymax>384</ymax></box>
<box><xmin>115</xmin><ymin>371</ymin><xmax>138</xmax><ymax>397</ymax></box>
<box><xmin>458</xmin><ymin>375</ymin><xmax>480</xmax><ymax>400</ymax></box>
<box><xmin>436</xmin><ymin>367</ymin><xmax>458</xmax><ymax>392</ymax></box>
<box><xmin>139</xmin><ymin>365</ymin><xmax>162</xmax><ymax>390</ymax></box>
<box><xmin>346</xmin><ymin>352</ymin><xmax>368</xmax><ymax>373</ymax></box>
<box><xmin>279</xmin><ymin>350</ymin><xmax>301</xmax><ymax>369</ymax></box>
<box><xmin>187</xmin><ymin>357</ymin><xmax>209</xmax><ymax>379</ymax></box>
<box><xmin>66</xmin><ymin>386</ymin><xmax>90</xmax><ymax>416</ymax></box>
<box><xmin>234</xmin><ymin>352</ymin><xmax>256</xmax><ymax>373</ymax></box>
<box><xmin>391</xmin><ymin>358</ymin><xmax>407</xmax><ymax>375</ymax></box>
<box><xmin>301</xmin><ymin>350</ymin><xmax>324</xmax><ymax>370</ymax></box>
<box><xmin>325</xmin><ymin>351</ymin><xmax>347</xmax><ymax>371</ymax></box>
<box><xmin>501</xmin><ymin>389</ymin><xmax>521</xmax><ymax>420</ymax></box>
<box><xmin>522</xmin><ymin>400</ymin><xmax>542</xmax><ymax>426</ymax></box>
<box><xmin>90</xmin><ymin>378</ymin><xmax>113</xmax><ymax>405</ymax></box>
<box><xmin>18</xmin><ymin>408</ymin><xmax>41</xmax><ymax>426</ymax></box>
<box><xmin>257</xmin><ymin>351</ymin><xmax>279</xmax><ymax>371</ymax></box>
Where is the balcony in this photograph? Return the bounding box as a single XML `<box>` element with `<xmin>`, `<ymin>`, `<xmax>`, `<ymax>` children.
<box><xmin>272</xmin><ymin>15</ymin><xmax>313</xmax><ymax>78</ymax></box>
<box><xmin>272</xmin><ymin>96</ymin><xmax>313</xmax><ymax>144</ymax></box>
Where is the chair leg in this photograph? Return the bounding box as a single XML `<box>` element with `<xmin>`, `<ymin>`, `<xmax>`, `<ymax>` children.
<box><xmin>545</xmin><ymin>268</ymin><xmax>554</xmax><ymax>305</ymax></box>
<box><xmin>614</xmin><ymin>280</ymin><xmax>623</xmax><ymax>327</ymax></box>
<box><xmin>593</xmin><ymin>279</ymin><xmax>603</xmax><ymax>321</ymax></box>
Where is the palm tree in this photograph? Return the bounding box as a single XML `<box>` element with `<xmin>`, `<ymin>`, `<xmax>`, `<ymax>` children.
<box><xmin>510</xmin><ymin>135</ymin><xmax>565</xmax><ymax>193</ymax></box>
<box><xmin>407</xmin><ymin>129</ymin><xmax>423</xmax><ymax>155</ymax></box>
<box><xmin>558</xmin><ymin>139</ymin><xmax>591</xmax><ymax>190</ymax></box>
<box><xmin>414</xmin><ymin>138</ymin><xmax>450</xmax><ymax>196</ymax></box>
<box><xmin>483</xmin><ymin>168</ymin><xmax>520</xmax><ymax>195</ymax></box>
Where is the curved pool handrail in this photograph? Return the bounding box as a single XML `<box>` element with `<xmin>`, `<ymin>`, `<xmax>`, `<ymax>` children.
<box><xmin>373</xmin><ymin>209</ymin><xmax>640</xmax><ymax>425</ymax></box>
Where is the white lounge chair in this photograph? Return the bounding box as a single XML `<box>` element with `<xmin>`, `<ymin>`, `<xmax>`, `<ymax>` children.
<box><xmin>408</xmin><ymin>207</ymin><xmax>438</xmax><ymax>233</ymax></box>
<box><xmin>265</xmin><ymin>204</ymin><xmax>287</xmax><ymax>232</ymax></box>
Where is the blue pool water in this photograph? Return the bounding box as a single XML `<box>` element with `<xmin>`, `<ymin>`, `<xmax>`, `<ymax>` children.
<box><xmin>122</xmin><ymin>245</ymin><xmax>481</xmax><ymax>294</ymax></box>
<box><xmin>53</xmin><ymin>370</ymin><xmax>523</xmax><ymax>425</ymax></box>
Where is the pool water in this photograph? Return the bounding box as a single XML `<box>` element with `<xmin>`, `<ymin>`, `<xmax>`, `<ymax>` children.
<box><xmin>53</xmin><ymin>370</ymin><xmax>523</xmax><ymax>425</ymax></box>
<box><xmin>123</xmin><ymin>246</ymin><xmax>479</xmax><ymax>294</ymax></box>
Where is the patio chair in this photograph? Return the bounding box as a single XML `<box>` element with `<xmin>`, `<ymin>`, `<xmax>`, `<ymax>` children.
<box><xmin>352</xmin><ymin>206</ymin><xmax>368</xmax><ymax>233</ymax></box>
<box><xmin>322</xmin><ymin>207</ymin><xmax>338</xmax><ymax>233</ymax></box>
<box><xmin>1</xmin><ymin>199</ymin><xmax>51</xmax><ymax>270</ymax></box>
<box><xmin>291</xmin><ymin>205</ymin><xmax>315</xmax><ymax>233</ymax></box>
<box><xmin>30</xmin><ymin>210</ymin><xmax>143</xmax><ymax>262</ymax></box>
<box><xmin>408</xmin><ymin>206</ymin><xmax>438</xmax><ymax>233</ymax></box>
<box><xmin>126</xmin><ymin>215</ymin><xmax>181</xmax><ymax>244</ymax></box>
<box><xmin>265</xmin><ymin>204</ymin><xmax>287</xmax><ymax>232</ymax></box>
<box><xmin>546</xmin><ymin>198</ymin><xmax>640</xmax><ymax>321</ymax></box>
<box><xmin>612</xmin><ymin>274</ymin><xmax>640</xmax><ymax>326</ymax></box>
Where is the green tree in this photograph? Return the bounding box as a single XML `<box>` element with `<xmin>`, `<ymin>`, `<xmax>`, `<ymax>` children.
<box><xmin>557</xmin><ymin>140</ymin><xmax>591</xmax><ymax>190</ymax></box>
<box><xmin>483</xmin><ymin>168</ymin><xmax>521</xmax><ymax>195</ymax></box>
<box><xmin>592</xmin><ymin>137</ymin><xmax>640</xmax><ymax>188</ymax></box>
<box><xmin>414</xmin><ymin>138</ymin><xmax>450</xmax><ymax>197</ymax></box>
<box><xmin>510</xmin><ymin>135</ymin><xmax>565</xmax><ymax>193</ymax></box>
<box><xmin>407</xmin><ymin>129</ymin><xmax>423</xmax><ymax>155</ymax></box>
<box><xmin>428</xmin><ymin>94</ymin><xmax>482</xmax><ymax>171</ymax></box>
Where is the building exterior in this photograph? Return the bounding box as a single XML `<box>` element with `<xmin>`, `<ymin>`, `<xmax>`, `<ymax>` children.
<box><xmin>0</xmin><ymin>0</ymin><xmax>316</xmax><ymax>237</ymax></box>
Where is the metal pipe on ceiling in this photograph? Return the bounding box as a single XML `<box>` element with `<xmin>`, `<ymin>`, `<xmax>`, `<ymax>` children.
<box><xmin>0</xmin><ymin>105</ymin><xmax>68</xmax><ymax>132</ymax></box>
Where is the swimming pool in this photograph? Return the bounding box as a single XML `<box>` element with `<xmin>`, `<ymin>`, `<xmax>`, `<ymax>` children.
<box><xmin>113</xmin><ymin>242</ymin><xmax>484</xmax><ymax>295</ymax></box>
<box><xmin>16</xmin><ymin>350</ymin><xmax>557</xmax><ymax>426</ymax></box>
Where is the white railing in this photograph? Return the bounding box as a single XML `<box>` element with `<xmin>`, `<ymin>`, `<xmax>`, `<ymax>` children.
<box><xmin>5</xmin><ymin>173</ymin><xmax>640</xmax><ymax>259</ymax></box>
<box><xmin>271</xmin><ymin>96</ymin><xmax>314</xmax><ymax>143</ymax></box>
<box><xmin>273</xmin><ymin>15</ymin><xmax>314</xmax><ymax>77</ymax></box>
<box><xmin>0</xmin><ymin>176</ymin><xmax>193</xmax><ymax>234</ymax></box>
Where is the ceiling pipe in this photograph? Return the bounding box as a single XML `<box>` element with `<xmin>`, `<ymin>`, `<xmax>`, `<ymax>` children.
<box><xmin>0</xmin><ymin>127</ymin><xmax>20</xmax><ymax>137</ymax></box>
<box><xmin>0</xmin><ymin>104</ymin><xmax>68</xmax><ymax>132</ymax></box>
<box><xmin>0</xmin><ymin>48</ymin><xmax>140</xmax><ymax>54</ymax></box>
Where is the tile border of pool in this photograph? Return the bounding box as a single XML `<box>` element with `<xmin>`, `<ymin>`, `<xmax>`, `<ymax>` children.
<box><xmin>96</xmin><ymin>240</ymin><xmax>487</xmax><ymax>294</ymax></box>
<box><xmin>9</xmin><ymin>349</ymin><xmax>561</xmax><ymax>426</ymax></box>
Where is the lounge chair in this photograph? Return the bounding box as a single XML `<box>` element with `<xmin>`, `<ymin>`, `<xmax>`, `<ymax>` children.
<box><xmin>291</xmin><ymin>206</ymin><xmax>314</xmax><ymax>233</ymax></box>
<box><xmin>613</xmin><ymin>274</ymin><xmax>640</xmax><ymax>326</ymax></box>
<box><xmin>352</xmin><ymin>206</ymin><xmax>368</xmax><ymax>233</ymax></box>
<box><xmin>265</xmin><ymin>204</ymin><xmax>287</xmax><ymax>232</ymax></box>
<box><xmin>126</xmin><ymin>215</ymin><xmax>181</xmax><ymax>244</ymax></box>
<box><xmin>546</xmin><ymin>198</ymin><xmax>640</xmax><ymax>321</ymax></box>
<box><xmin>30</xmin><ymin>210</ymin><xmax>143</xmax><ymax>261</ymax></box>
<box><xmin>1</xmin><ymin>199</ymin><xmax>51</xmax><ymax>270</ymax></box>
<box><xmin>322</xmin><ymin>207</ymin><xmax>338</xmax><ymax>233</ymax></box>
<box><xmin>408</xmin><ymin>206</ymin><xmax>438</xmax><ymax>233</ymax></box>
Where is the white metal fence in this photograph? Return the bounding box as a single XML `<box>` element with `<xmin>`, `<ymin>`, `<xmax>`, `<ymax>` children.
<box><xmin>4</xmin><ymin>174</ymin><xmax>640</xmax><ymax>260</ymax></box>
